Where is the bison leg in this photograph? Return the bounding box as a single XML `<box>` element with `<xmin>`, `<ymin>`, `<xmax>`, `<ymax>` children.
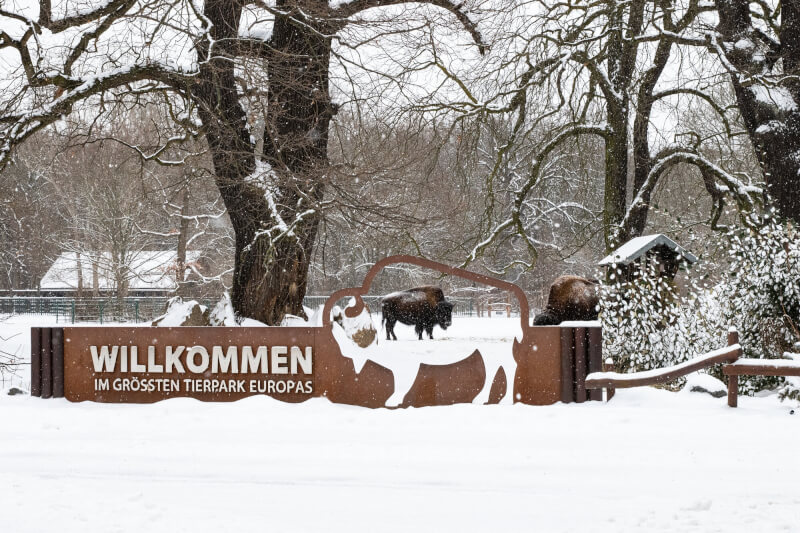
<box><xmin>415</xmin><ymin>324</ymin><xmax>424</xmax><ymax>340</ymax></box>
<box><xmin>426</xmin><ymin>325</ymin><xmax>434</xmax><ymax>339</ymax></box>
<box><xmin>386</xmin><ymin>319</ymin><xmax>398</xmax><ymax>341</ymax></box>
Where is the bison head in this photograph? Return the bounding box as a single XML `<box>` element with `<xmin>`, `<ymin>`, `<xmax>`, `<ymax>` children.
<box><xmin>436</xmin><ymin>301</ymin><xmax>454</xmax><ymax>329</ymax></box>
<box><xmin>533</xmin><ymin>310</ymin><xmax>561</xmax><ymax>326</ymax></box>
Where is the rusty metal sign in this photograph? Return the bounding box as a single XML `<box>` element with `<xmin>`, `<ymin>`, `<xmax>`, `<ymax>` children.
<box><xmin>31</xmin><ymin>255</ymin><xmax>602</xmax><ymax>407</ymax></box>
<box><xmin>62</xmin><ymin>327</ymin><xmax>318</xmax><ymax>403</ymax></box>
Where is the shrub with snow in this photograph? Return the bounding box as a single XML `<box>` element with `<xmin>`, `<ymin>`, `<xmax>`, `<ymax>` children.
<box><xmin>599</xmin><ymin>261</ymin><xmax>725</xmax><ymax>380</ymax></box>
<box><xmin>718</xmin><ymin>218</ymin><xmax>800</xmax><ymax>398</ymax></box>
<box><xmin>601</xmin><ymin>217</ymin><xmax>800</xmax><ymax>399</ymax></box>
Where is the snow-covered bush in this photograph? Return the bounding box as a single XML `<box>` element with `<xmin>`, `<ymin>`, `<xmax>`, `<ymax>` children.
<box><xmin>600</xmin><ymin>262</ymin><xmax>725</xmax><ymax>380</ymax></box>
<box><xmin>601</xmin><ymin>217</ymin><xmax>800</xmax><ymax>399</ymax></box>
<box><xmin>718</xmin><ymin>218</ymin><xmax>800</xmax><ymax>398</ymax></box>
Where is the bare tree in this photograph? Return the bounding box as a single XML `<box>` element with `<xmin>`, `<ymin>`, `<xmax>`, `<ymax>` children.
<box><xmin>0</xmin><ymin>148</ymin><xmax>64</xmax><ymax>291</ymax></box>
<box><xmin>139</xmin><ymin>163</ymin><xmax>233</xmax><ymax>297</ymax></box>
<box><xmin>448</xmin><ymin>0</ymin><xmax>763</xmax><ymax>274</ymax></box>
<box><xmin>0</xmin><ymin>0</ymin><xmax>486</xmax><ymax>323</ymax></box>
<box><xmin>48</xmin><ymin>137</ymin><xmax>166</xmax><ymax>299</ymax></box>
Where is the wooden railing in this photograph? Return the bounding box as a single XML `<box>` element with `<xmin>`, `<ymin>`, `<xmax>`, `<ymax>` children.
<box><xmin>724</xmin><ymin>358</ymin><xmax>800</xmax><ymax>407</ymax></box>
<box><xmin>585</xmin><ymin>331</ymin><xmax>742</xmax><ymax>397</ymax></box>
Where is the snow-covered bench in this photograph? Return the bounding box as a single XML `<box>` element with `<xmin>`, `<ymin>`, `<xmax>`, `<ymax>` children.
<box><xmin>723</xmin><ymin>359</ymin><xmax>800</xmax><ymax>407</ymax></box>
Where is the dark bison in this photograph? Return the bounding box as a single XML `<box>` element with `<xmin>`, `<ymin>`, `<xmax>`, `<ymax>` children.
<box><xmin>381</xmin><ymin>286</ymin><xmax>454</xmax><ymax>340</ymax></box>
<box><xmin>533</xmin><ymin>275</ymin><xmax>599</xmax><ymax>325</ymax></box>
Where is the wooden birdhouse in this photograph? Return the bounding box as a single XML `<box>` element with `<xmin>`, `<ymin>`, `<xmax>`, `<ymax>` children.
<box><xmin>598</xmin><ymin>234</ymin><xmax>698</xmax><ymax>282</ymax></box>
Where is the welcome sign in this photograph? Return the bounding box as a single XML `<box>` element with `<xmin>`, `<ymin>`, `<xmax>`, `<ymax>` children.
<box><xmin>30</xmin><ymin>254</ymin><xmax>606</xmax><ymax>408</ymax></box>
<box><xmin>61</xmin><ymin>327</ymin><xmax>319</xmax><ymax>403</ymax></box>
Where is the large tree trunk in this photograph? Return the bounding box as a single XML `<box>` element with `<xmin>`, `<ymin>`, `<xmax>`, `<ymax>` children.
<box><xmin>627</xmin><ymin>39</ymin><xmax>673</xmax><ymax>239</ymax></box>
<box><xmin>193</xmin><ymin>0</ymin><xmax>330</xmax><ymax>325</ymax></box>
<box><xmin>716</xmin><ymin>0</ymin><xmax>800</xmax><ymax>223</ymax></box>
<box><xmin>603</xmin><ymin>111</ymin><xmax>629</xmax><ymax>251</ymax></box>
<box><xmin>602</xmin><ymin>0</ymin><xmax>646</xmax><ymax>251</ymax></box>
<box><xmin>254</xmin><ymin>6</ymin><xmax>332</xmax><ymax>324</ymax></box>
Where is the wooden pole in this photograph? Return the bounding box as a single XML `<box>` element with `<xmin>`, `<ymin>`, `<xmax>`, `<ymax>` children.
<box><xmin>727</xmin><ymin>329</ymin><xmax>739</xmax><ymax>348</ymax></box>
<box><xmin>52</xmin><ymin>328</ymin><xmax>64</xmax><ymax>398</ymax></box>
<box><xmin>603</xmin><ymin>357</ymin><xmax>615</xmax><ymax>401</ymax></box>
<box><xmin>560</xmin><ymin>328</ymin><xmax>575</xmax><ymax>403</ymax></box>
<box><xmin>31</xmin><ymin>328</ymin><xmax>41</xmax><ymax>397</ymax></box>
<box><xmin>40</xmin><ymin>328</ymin><xmax>52</xmax><ymax>399</ymax></box>
<box><xmin>726</xmin><ymin>328</ymin><xmax>740</xmax><ymax>408</ymax></box>
<box><xmin>727</xmin><ymin>375</ymin><xmax>738</xmax><ymax>408</ymax></box>
<box><xmin>574</xmin><ymin>328</ymin><xmax>587</xmax><ymax>403</ymax></box>
<box><xmin>588</xmin><ymin>328</ymin><xmax>603</xmax><ymax>401</ymax></box>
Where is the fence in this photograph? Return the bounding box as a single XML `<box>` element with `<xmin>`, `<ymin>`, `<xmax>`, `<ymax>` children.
<box><xmin>0</xmin><ymin>297</ymin><xmax>210</xmax><ymax>324</ymax></box>
<box><xmin>304</xmin><ymin>295</ymin><xmax>512</xmax><ymax>318</ymax></box>
<box><xmin>1</xmin><ymin>294</ymin><xmax>521</xmax><ymax>323</ymax></box>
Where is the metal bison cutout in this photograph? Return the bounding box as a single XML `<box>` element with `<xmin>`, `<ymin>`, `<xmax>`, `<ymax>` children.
<box><xmin>381</xmin><ymin>286</ymin><xmax>454</xmax><ymax>340</ymax></box>
<box><xmin>318</xmin><ymin>255</ymin><xmax>585</xmax><ymax>407</ymax></box>
<box><xmin>533</xmin><ymin>275</ymin><xmax>599</xmax><ymax>325</ymax></box>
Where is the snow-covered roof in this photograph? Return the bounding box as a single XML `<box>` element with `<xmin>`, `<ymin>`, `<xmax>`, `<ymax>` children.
<box><xmin>598</xmin><ymin>234</ymin><xmax>697</xmax><ymax>266</ymax></box>
<box><xmin>40</xmin><ymin>251</ymin><xmax>201</xmax><ymax>291</ymax></box>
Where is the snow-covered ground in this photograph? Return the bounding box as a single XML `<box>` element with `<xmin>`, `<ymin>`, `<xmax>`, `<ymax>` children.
<box><xmin>1</xmin><ymin>315</ymin><xmax>799</xmax><ymax>532</ymax></box>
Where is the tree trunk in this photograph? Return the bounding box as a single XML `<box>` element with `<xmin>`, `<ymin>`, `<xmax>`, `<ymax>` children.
<box><xmin>92</xmin><ymin>257</ymin><xmax>99</xmax><ymax>297</ymax></box>
<box><xmin>602</xmin><ymin>0</ymin><xmax>646</xmax><ymax>251</ymax></box>
<box><xmin>627</xmin><ymin>39</ymin><xmax>674</xmax><ymax>238</ymax></box>
<box><xmin>716</xmin><ymin>0</ymin><xmax>800</xmax><ymax>223</ymax></box>
<box><xmin>76</xmin><ymin>251</ymin><xmax>83</xmax><ymax>298</ymax></box>
<box><xmin>729</xmin><ymin>79</ymin><xmax>800</xmax><ymax>222</ymax></box>
<box><xmin>175</xmin><ymin>187</ymin><xmax>190</xmax><ymax>297</ymax></box>
<box><xmin>603</xmin><ymin>104</ymin><xmax>629</xmax><ymax>251</ymax></box>
<box><xmin>193</xmin><ymin>0</ymin><xmax>330</xmax><ymax>325</ymax></box>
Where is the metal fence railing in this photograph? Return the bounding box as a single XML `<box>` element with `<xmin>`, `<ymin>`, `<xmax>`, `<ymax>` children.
<box><xmin>311</xmin><ymin>295</ymin><xmax>506</xmax><ymax>318</ymax></box>
<box><xmin>0</xmin><ymin>297</ymin><xmax>213</xmax><ymax>324</ymax></box>
<box><xmin>0</xmin><ymin>294</ymin><xmax>520</xmax><ymax>323</ymax></box>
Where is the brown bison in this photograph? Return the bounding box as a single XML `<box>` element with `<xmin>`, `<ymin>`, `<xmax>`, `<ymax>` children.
<box><xmin>381</xmin><ymin>286</ymin><xmax>454</xmax><ymax>340</ymax></box>
<box><xmin>533</xmin><ymin>275</ymin><xmax>599</xmax><ymax>325</ymax></box>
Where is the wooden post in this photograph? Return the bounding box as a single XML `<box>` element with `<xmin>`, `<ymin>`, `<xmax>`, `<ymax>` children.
<box><xmin>560</xmin><ymin>327</ymin><xmax>575</xmax><ymax>403</ymax></box>
<box><xmin>31</xmin><ymin>328</ymin><xmax>41</xmax><ymax>397</ymax></box>
<box><xmin>52</xmin><ymin>328</ymin><xmax>64</xmax><ymax>398</ymax></box>
<box><xmin>727</xmin><ymin>374</ymin><xmax>738</xmax><ymax>408</ymax></box>
<box><xmin>727</xmin><ymin>329</ymin><xmax>739</xmax><ymax>349</ymax></box>
<box><xmin>574</xmin><ymin>327</ymin><xmax>587</xmax><ymax>403</ymax></box>
<box><xmin>40</xmin><ymin>328</ymin><xmax>52</xmax><ymax>399</ymax></box>
<box><xmin>603</xmin><ymin>357</ymin><xmax>615</xmax><ymax>401</ymax></box>
<box><xmin>588</xmin><ymin>328</ymin><xmax>603</xmax><ymax>401</ymax></box>
<box><xmin>726</xmin><ymin>328</ymin><xmax>740</xmax><ymax>407</ymax></box>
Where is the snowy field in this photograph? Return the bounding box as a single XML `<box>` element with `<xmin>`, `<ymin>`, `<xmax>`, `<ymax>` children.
<box><xmin>1</xmin><ymin>315</ymin><xmax>799</xmax><ymax>532</ymax></box>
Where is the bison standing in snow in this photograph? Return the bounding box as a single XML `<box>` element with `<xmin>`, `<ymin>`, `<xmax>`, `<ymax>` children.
<box><xmin>381</xmin><ymin>286</ymin><xmax>454</xmax><ymax>340</ymax></box>
<box><xmin>533</xmin><ymin>275</ymin><xmax>599</xmax><ymax>325</ymax></box>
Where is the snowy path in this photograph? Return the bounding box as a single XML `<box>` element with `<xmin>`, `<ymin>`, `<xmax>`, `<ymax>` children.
<box><xmin>1</xmin><ymin>315</ymin><xmax>799</xmax><ymax>531</ymax></box>
<box><xmin>2</xmin><ymin>389</ymin><xmax>799</xmax><ymax>532</ymax></box>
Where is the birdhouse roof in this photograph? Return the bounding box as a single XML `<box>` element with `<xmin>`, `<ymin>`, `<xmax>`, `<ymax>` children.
<box><xmin>598</xmin><ymin>234</ymin><xmax>698</xmax><ymax>266</ymax></box>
